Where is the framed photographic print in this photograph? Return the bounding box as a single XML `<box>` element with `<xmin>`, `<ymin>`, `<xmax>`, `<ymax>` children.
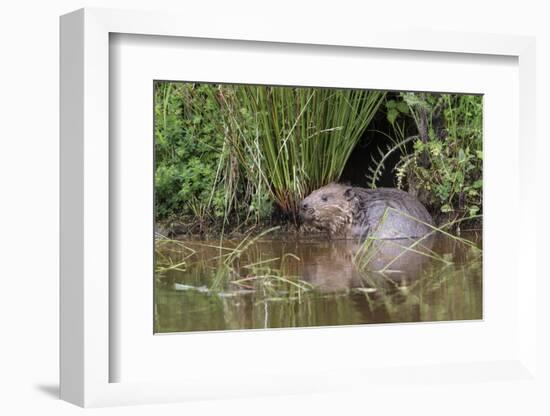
<box><xmin>152</xmin><ymin>81</ymin><xmax>483</xmax><ymax>334</ymax></box>
<box><xmin>60</xmin><ymin>7</ymin><xmax>540</xmax><ymax>408</ymax></box>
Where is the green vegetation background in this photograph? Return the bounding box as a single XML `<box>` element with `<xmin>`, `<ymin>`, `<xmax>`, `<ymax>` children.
<box><xmin>154</xmin><ymin>82</ymin><xmax>482</xmax><ymax>236</ymax></box>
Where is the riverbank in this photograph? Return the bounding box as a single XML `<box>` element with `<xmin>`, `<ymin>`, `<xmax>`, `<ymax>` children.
<box><xmin>156</xmin><ymin>211</ymin><xmax>482</xmax><ymax>240</ymax></box>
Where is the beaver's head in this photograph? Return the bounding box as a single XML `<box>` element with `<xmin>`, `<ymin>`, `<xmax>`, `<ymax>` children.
<box><xmin>299</xmin><ymin>183</ymin><xmax>356</xmax><ymax>236</ymax></box>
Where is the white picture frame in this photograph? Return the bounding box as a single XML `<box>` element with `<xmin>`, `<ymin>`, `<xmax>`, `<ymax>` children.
<box><xmin>60</xmin><ymin>7</ymin><xmax>539</xmax><ymax>408</ymax></box>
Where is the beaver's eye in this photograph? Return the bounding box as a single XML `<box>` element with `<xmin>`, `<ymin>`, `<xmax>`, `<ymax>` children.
<box><xmin>321</xmin><ymin>195</ymin><xmax>328</xmax><ymax>202</ymax></box>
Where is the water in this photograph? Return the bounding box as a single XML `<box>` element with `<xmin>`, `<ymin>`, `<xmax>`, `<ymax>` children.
<box><xmin>155</xmin><ymin>232</ymin><xmax>482</xmax><ymax>333</ymax></box>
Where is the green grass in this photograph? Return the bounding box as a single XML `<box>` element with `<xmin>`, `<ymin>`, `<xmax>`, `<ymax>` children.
<box><xmin>155</xmin><ymin>83</ymin><xmax>482</xmax><ymax>235</ymax></box>
<box><xmin>225</xmin><ymin>85</ymin><xmax>386</xmax><ymax>220</ymax></box>
<box><xmin>155</xmin><ymin>82</ymin><xmax>385</xmax><ymax>230</ymax></box>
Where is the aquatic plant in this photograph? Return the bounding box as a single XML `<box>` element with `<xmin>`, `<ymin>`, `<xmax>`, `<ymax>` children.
<box><xmin>155</xmin><ymin>230</ymin><xmax>483</xmax><ymax>332</ymax></box>
<box><xmin>221</xmin><ymin>85</ymin><xmax>385</xmax><ymax>221</ymax></box>
<box><xmin>353</xmin><ymin>209</ymin><xmax>481</xmax><ymax>275</ymax></box>
<box><xmin>158</xmin><ymin>227</ymin><xmax>312</xmax><ymax>299</ymax></box>
<box><xmin>154</xmin><ymin>237</ymin><xmax>196</xmax><ymax>274</ymax></box>
<box><xmin>233</xmin><ymin>252</ymin><xmax>313</xmax><ymax>303</ymax></box>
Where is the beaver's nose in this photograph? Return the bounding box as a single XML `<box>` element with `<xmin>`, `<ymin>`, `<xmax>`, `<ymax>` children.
<box><xmin>301</xmin><ymin>202</ymin><xmax>309</xmax><ymax>211</ymax></box>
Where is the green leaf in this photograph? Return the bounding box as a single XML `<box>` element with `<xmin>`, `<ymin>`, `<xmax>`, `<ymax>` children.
<box><xmin>472</xmin><ymin>179</ymin><xmax>483</xmax><ymax>189</ymax></box>
<box><xmin>387</xmin><ymin>108</ymin><xmax>399</xmax><ymax>124</ymax></box>
<box><xmin>396</xmin><ymin>101</ymin><xmax>409</xmax><ymax>113</ymax></box>
<box><xmin>413</xmin><ymin>140</ymin><xmax>424</xmax><ymax>152</ymax></box>
<box><xmin>469</xmin><ymin>205</ymin><xmax>480</xmax><ymax>216</ymax></box>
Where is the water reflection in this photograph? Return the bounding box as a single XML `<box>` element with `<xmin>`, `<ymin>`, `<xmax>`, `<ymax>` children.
<box><xmin>155</xmin><ymin>232</ymin><xmax>482</xmax><ymax>333</ymax></box>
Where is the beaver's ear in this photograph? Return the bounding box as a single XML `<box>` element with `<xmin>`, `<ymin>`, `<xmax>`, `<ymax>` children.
<box><xmin>343</xmin><ymin>187</ymin><xmax>355</xmax><ymax>201</ymax></box>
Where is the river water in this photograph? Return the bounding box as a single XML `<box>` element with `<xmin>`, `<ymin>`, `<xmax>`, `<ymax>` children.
<box><xmin>155</xmin><ymin>232</ymin><xmax>482</xmax><ymax>333</ymax></box>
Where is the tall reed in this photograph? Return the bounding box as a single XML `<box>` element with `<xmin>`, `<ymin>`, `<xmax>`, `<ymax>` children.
<box><xmin>218</xmin><ymin>85</ymin><xmax>385</xmax><ymax>221</ymax></box>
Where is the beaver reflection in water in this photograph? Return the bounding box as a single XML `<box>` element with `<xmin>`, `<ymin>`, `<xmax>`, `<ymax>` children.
<box><xmin>299</xmin><ymin>183</ymin><xmax>433</xmax><ymax>240</ymax></box>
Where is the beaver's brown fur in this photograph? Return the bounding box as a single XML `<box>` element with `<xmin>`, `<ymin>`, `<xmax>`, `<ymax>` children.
<box><xmin>299</xmin><ymin>183</ymin><xmax>355</xmax><ymax>236</ymax></box>
<box><xmin>299</xmin><ymin>183</ymin><xmax>433</xmax><ymax>239</ymax></box>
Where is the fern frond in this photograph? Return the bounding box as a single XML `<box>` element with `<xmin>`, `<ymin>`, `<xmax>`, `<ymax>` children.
<box><xmin>365</xmin><ymin>135</ymin><xmax>419</xmax><ymax>188</ymax></box>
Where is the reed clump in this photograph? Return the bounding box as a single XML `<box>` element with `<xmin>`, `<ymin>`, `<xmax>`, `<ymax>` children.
<box><xmin>220</xmin><ymin>86</ymin><xmax>385</xmax><ymax>220</ymax></box>
<box><xmin>155</xmin><ymin>82</ymin><xmax>385</xmax><ymax>231</ymax></box>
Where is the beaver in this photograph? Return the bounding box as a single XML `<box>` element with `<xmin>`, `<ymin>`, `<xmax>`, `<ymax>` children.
<box><xmin>299</xmin><ymin>183</ymin><xmax>433</xmax><ymax>239</ymax></box>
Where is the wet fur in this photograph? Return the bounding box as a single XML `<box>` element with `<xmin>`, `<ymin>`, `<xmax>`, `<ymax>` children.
<box><xmin>300</xmin><ymin>183</ymin><xmax>433</xmax><ymax>239</ymax></box>
<box><xmin>300</xmin><ymin>183</ymin><xmax>355</xmax><ymax>236</ymax></box>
